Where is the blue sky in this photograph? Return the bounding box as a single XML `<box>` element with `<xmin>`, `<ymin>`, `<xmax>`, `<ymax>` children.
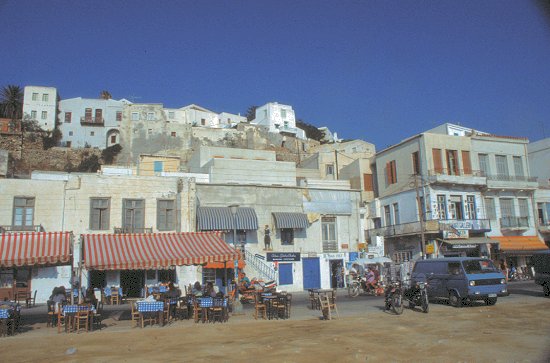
<box><xmin>1</xmin><ymin>0</ymin><xmax>549</xmax><ymax>150</ymax></box>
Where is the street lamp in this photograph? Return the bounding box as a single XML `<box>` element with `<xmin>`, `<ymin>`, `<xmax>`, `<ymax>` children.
<box><xmin>228</xmin><ymin>204</ymin><xmax>242</xmax><ymax>313</ymax></box>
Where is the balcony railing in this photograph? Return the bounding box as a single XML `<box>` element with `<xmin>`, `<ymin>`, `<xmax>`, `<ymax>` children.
<box><xmin>500</xmin><ymin>216</ymin><xmax>529</xmax><ymax>229</ymax></box>
<box><xmin>428</xmin><ymin>169</ymin><xmax>485</xmax><ymax>177</ymax></box>
<box><xmin>367</xmin><ymin>218</ymin><xmax>491</xmax><ymax>240</ymax></box>
<box><xmin>114</xmin><ymin>227</ymin><xmax>153</xmax><ymax>234</ymax></box>
<box><xmin>486</xmin><ymin>174</ymin><xmax>537</xmax><ymax>183</ymax></box>
<box><xmin>277</xmin><ymin>125</ymin><xmax>298</xmax><ymax>134</ymax></box>
<box><xmin>0</xmin><ymin>225</ymin><xmax>46</xmax><ymax>233</ymax></box>
<box><xmin>80</xmin><ymin>117</ymin><xmax>105</xmax><ymax>126</ymax></box>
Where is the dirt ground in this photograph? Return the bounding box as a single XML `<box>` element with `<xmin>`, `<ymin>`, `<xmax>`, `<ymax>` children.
<box><xmin>2</xmin><ymin>296</ymin><xmax>550</xmax><ymax>362</ymax></box>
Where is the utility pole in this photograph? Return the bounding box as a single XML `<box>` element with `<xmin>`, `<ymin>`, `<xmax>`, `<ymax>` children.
<box><xmin>334</xmin><ymin>150</ymin><xmax>339</xmax><ymax>179</ymax></box>
<box><xmin>414</xmin><ymin>175</ymin><xmax>426</xmax><ymax>259</ymax></box>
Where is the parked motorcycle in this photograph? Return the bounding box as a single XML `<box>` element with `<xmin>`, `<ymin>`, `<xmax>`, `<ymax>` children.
<box><xmin>383</xmin><ymin>280</ymin><xmax>404</xmax><ymax>315</ymax></box>
<box><xmin>404</xmin><ymin>280</ymin><xmax>429</xmax><ymax>313</ymax></box>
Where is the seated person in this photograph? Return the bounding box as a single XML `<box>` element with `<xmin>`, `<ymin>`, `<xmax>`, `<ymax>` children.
<box><xmin>203</xmin><ymin>282</ymin><xmax>217</xmax><ymax>298</ymax></box>
<box><xmin>166</xmin><ymin>282</ymin><xmax>181</xmax><ymax>298</ymax></box>
<box><xmin>191</xmin><ymin>281</ymin><xmax>202</xmax><ymax>296</ymax></box>
<box><xmin>239</xmin><ymin>272</ymin><xmax>251</xmax><ymax>291</ymax></box>
<box><xmin>365</xmin><ymin>267</ymin><xmax>377</xmax><ymax>288</ymax></box>
<box><xmin>84</xmin><ymin>287</ymin><xmax>98</xmax><ymax>308</ymax></box>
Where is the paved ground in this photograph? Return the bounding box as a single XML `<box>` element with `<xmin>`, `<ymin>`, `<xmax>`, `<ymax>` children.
<box><xmin>2</xmin><ymin>280</ymin><xmax>549</xmax><ymax>362</ymax></box>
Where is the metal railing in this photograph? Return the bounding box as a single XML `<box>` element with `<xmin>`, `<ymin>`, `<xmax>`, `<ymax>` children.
<box><xmin>486</xmin><ymin>174</ymin><xmax>537</xmax><ymax>182</ymax></box>
<box><xmin>368</xmin><ymin>218</ymin><xmax>492</xmax><ymax>239</ymax></box>
<box><xmin>80</xmin><ymin>117</ymin><xmax>105</xmax><ymax>126</ymax></box>
<box><xmin>427</xmin><ymin>169</ymin><xmax>484</xmax><ymax>177</ymax></box>
<box><xmin>0</xmin><ymin>225</ymin><xmax>46</xmax><ymax>233</ymax></box>
<box><xmin>113</xmin><ymin>227</ymin><xmax>153</xmax><ymax>234</ymax></box>
<box><xmin>500</xmin><ymin>216</ymin><xmax>529</xmax><ymax>229</ymax></box>
<box><xmin>322</xmin><ymin>241</ymin><xmax>339</xmax><ymax>252</ymax></box>
<box><xmin>244</xmin><ymin>250</ymin><xmax>276</xmax><ymax>281</ymax></box>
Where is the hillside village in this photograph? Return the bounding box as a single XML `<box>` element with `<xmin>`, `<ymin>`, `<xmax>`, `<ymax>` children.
<box><xmin>1</xmin><ymin>85</ymin><xmax>549</xmax><ymax>303</ymax></box>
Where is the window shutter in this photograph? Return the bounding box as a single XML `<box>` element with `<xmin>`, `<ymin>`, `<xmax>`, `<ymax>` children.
<box><xmin>363</xmin><ymin>174</ymin><xmax>374</xmax><ymax>191</ymax></box>
<box><xmin>432</xmin><ymin>148</ymin><xmax>443</xmax><ymax>174</ymax></box>
<box><xmin>391</xmin><ymin>160</ymin><xmax>397</xmax><ymax>184</ymax></box>
<box><xmin>385</xmin><ymin>162</ymin><xmax>391</xmax><ymax>185</ymax></box>
<box><xmin>462</xmin><ymin>151</ymin><xmax>472</xmax><ymax>175</ymax></box>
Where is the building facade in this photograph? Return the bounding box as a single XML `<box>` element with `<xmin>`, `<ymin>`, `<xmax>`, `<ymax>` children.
<box><xmin>22</xmin><ymin>86</ymin><xmax>57</xmax><ymax>131</ymax></box>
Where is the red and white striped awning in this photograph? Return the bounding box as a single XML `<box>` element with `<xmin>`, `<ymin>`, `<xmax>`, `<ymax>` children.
<box><xmin>82</xmin><ymin>232</ymin><xmax>240</xmax><ymax>270</ymax></box>
<box><xmin>0</xmin><ymin>232</ymin><xmax>73</xmax><ymax>267</ymax></box>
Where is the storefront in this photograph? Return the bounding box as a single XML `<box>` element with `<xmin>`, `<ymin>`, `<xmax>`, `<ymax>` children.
<box><xmin>81</xmin><ymin>232</ymin><xmax>240</xmax><ymax>297</ymax></box>
<box><xmin>0</xmin><ymin>232</ymin><xmax>73</xmax><ymax>303</ymax></box>
<box><xmin>491</xmin><ymin>235</ymin><xmax>549</xmax><ymax>273</ymax></box>
<box><xmin>437</xmin><ymin>236</ymin><xmax>496</xmax><ymax>258</ymax></box>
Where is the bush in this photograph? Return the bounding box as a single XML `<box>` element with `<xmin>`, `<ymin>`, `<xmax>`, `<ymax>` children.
<box><xmin>101</xmin><ymin>144</ymin><xmax>122</xmax><ymax>164</ymax></box>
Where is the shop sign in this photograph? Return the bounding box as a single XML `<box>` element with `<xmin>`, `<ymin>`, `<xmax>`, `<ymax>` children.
<box><xmin>452</xmin><ymin>244</ymin><xmax>477</xmax><ymax>249</ymax></box>
<box><xmin>267</xmin><ymin>252</ymin><xmax>301</xmax><ymax>262</ymax></box>
<box><xmin>443</xmin><ymin>230</ymin><xmax>469</xmax><ymax>239</ymax></box>
<box><xmin>325</xmin><ymin>253</ymin><xmax>344</xmax><ymax>259</ymax></box>
<box><xmin>426</xmin><ymin>244</ymin><xmax>435</xmax><ymax>254</ymax></box>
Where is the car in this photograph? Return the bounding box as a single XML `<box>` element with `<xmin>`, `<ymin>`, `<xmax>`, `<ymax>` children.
<box><xmin>532</xmin><ymin>251</ymin><xmax>550</xmax><ymax>297</ymax></box>
<box><xmin>411</xmin><ymin>257</ymin><xmax>508</xmax><ymax>307</ymax></box>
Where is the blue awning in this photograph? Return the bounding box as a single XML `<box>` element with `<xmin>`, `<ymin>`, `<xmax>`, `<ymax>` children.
<box><xmin>272</xmin><ymin>212</ymin><xmax>309</xmax><ymax>229</ymax></box>
<box><xmin>197</xmin><ymin>207</ymin><xmax>258</xmax><ymax>231</ymax></box>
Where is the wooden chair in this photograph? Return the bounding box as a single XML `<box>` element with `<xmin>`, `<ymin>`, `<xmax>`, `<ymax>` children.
<box><xmin>309</xmin><ymin>289</ymin><xmax>320</xmax><ymax>310</ymax></box>
<box><xmin>254</xmin><ymin>293</ymin><xmax>267</xmax><ymax>320</ymax></box>
<box><xmin>26</xmin><ymin>290</ymin><xmax>37</xmax><ymax>308</ymax></box>
<box><xmin>175</xmin><ymin>297</ymin><xmax>189</xmax><ymax>320</ymax></box>
<box><xmin>93</xmin><ymin>302</ymin><xmax>104</xmax><ymax>330</ymax></box>
<box><xmin>318</xmin><ymin>295</ymin><xmax>332</xmax><ymax>320</ymax></box>
<box><xmin>192</xmin><ymin>298</ymin><xmax>204</xmax><ymax>323</ymax></box>
<box><xmin>110</xmin><ymin>289</ymin><xmax>120</xmax><ymax>305</ymax></box>
<box><xmin>162</xmin><ymin>300</ymin><xmax>171</xmax><ymax>324</ymax></box>
<box><xmin>209</xmin><ymin>297</ymin><xmax>226</xmax><ymax>323</ymax></box>
<box><xmin>75</xmin><ymin>309</ymin><xmax>89</xmax><ymax>333</ymax></box>
<box><xmin>131</xmin><ymin>302</ymin><xmax>140</xmax><ymax>327</ymax></box>
<box><xmin>328</xmin><ymin>290</ymin><xmax>340</xmax><ymax>318</ymax></box>
<box><xmin>47</xmin><ymin>301</ymin><xmax>57</xmax><ymax>327</ymax></box>
<box><xmin>57</xmin><ymin>309</ymin><xmax>69</xmax><ymax>334</ymax></box>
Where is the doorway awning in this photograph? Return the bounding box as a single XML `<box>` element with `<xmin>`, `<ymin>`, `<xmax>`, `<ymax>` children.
<box><xmin>196</xmin><ymin>207</ymin><xmax>258</xmax><ymax>231</ymax></box>
<box><xmin>491</xmin><ymin>236</ymin><xmax>549</xmax><ymax>254</ymax></box>
<box><xmin>437</xmin><ymin>236</ymin><xmax>496</xmax><ymax>246</ymax></box>
<box><xmin>82</xmin><ymin>232</ymin><xmax>240</xmax><ymax>270</ymax></box>
<box><xmin>0</xmin><ymin>232</ymin><xmax>73</xmax><ymax>267</ymax></box>
<box><xmin>272</xmin><ymin>212</ymin><xmax>309</xmax><ymax>229</ymax></box>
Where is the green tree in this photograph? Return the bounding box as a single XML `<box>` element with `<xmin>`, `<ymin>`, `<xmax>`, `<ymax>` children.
<box><xmin>0</xmin><ymin>85</ymin><xmax>23</xmax><ymax>120</ymax></box>
<box><xmin>296</xmin><ymin>119</ymin><xmax>324</xmax><ymax>142</ymax></box>
<box><xmin>100</xmin><ymin>90</ymin><xmax>112</xmax><ymax>100</ymax></box>
<box><xmin>245</xmin><ymin>105</ymin><xmax>258</xmax><ymax>122</ymax></box>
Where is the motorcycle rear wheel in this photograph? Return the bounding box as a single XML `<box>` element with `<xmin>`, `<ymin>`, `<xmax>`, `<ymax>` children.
<box><xmin>392</xmin><ymin>293</ymin><xmax>404</xmax><ymax>315</ymax></box>
<box><xmin>348</xmin><ymin>284</ymin><xmax>360</xmax><ymax>298</ymax></box>
<box><xmin>421</xmin><ymin>291</ymin><xmax>429</xmax><ymax>313</ymax></box>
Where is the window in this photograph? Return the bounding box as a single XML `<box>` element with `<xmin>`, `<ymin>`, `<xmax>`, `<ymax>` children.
<box><xmin>90</xmin><ymin>131</ymin><xmax>95</xmax><ymax>136</ymax></box>
<box><xmin>64</xmin><ymin>112</ymin><xmax>72</xmax><ymax>123</ymax></box>
<box><xmin>110</xmin><ymin>135</ymin><xmax>116</xmax><ymax>143</ymax></box>
<box><xmin>171</xmin><ymin>131</ymin><xmax>176</xmax><ymax>137</ymax></box>
<box><xmin>116</xmin><ymin>111</ymin><xmax>122</xmax><ymax>121</ymax></box>
<box><xmin>432</xmin><ymin>148</ymin><xmax>443</xmax><ymax>174</ymax></box>
<box><xmin>90</xmin><ymin>198</ymin><xmax>110</xmax><ymax>230</ymax></box>
<box><xmin>147</xmin><ymin>112</ymin><xmax>154</xmax><ymax>121</ymax></box>
<box><xmin>148</xmin><ymin>129</ymin><xmax>152</xmax><ymax>135</ymax></box>
<box><xmin>465</xmin><ymin>195</ymin><xmax>476</xmax><ymax>220</ymax></box>
<box><xmin>131</xmin><ymin>112</ymin><xmax>139</xmax><ymax>121</ymax></box>
<box><xmin>66</xmin><ymin>141</ymin><xmax>71</xmax><ymax>148</ymax></box>
<box><xmin>386</xmin><ymin>160</ymin><xmax>397</xmax><ymax>185</ymax></box>
<box><xmin>446</xmin><ymin>150</ymin><xmax>459</xmax><ymax>175</ymax></box>
<box><xmin>363</xmin><ymin>174</ymin><xmax>374</xmax><ymax>192</ymax></box>
<box><xmin>13</xmin><ymin>197</ymin><xmax>35</xmax><ymax>229</ymax></box>
<box><xmin>513</xmin><ymin>156</ymin><xmax>524</xmax><ymax>178</ymax></box>
<box><xmin>485</xmin><ymin>198</ymin><xmax>496</xmax><ymax>220</ymax></box>
<box><xmin>201</xmin><ymin>118</ymin><xmax>206</xmax><ymax>126</ymax></box>
<box><xmin>412</xmin><ymin>151</ymin><xmax>420</xmax><ymax>175</ymax></box>
<box><xmin>237</xmin><ymin>230</ymin><xmax>247</xmax><ymax>245</ymax></box>
<box><xmin>326</xmin><ymin>164</ymin><xmax>334</xmax><ymax>176</ymax></box>
<box><xmin>518</xmin><ymin>199</ymin><xmax>529</xmax><ymax>218</ymax></box>
<box><xmin>478</xmin><ymin>154</ymin><xmax>490</xmax><ymax>176</ymax></box>
<box><xmin>68</xmin><ymin>131</ymin><xmax>73</xmax><ymax>136</ymax></box>
<box><xmin>41</xmin><ymin>111</ymin><xmax>47</xmax><ymax>119</ymax></box>
<box><xmin>281</xmin><ymin>109</ymin><xmax>287</xmax><ymax>118</ymax></box>
<box><xmin>123</xmin><ymin>199</ymin><xmax>145</xmax><ymax>232</ymax></box>
<box><xmin>30</xmin><ymin>110</ymin><xmax>37</xmax><ymax>119</ymax></box>
<box><xmin>495</xmin><ymin>155</ymin><xmax>509</xmax><ymax>177</ymax></box>
<box><xmin>154</xmin><ymin>161</ymin><xmax>163</xmax><ymax>173</ymax></box>
<box><xmin>321</xmin><ymin>216</ymin><xmax>337</xmax><ymax>252</ymax></box>
<box><xmin>168</xmin><ymin>112</ymin><xmax>175</xmax><ymax>119</ymax></box>
<box><xmin>461</xmin><ymin>151</ymin><xmax>472</xmax><ymax>175</ymax></box>
<box><xmin>32</xmin><ymin>93</ymin><xmax>38</xmax><ymax>101</ymax></box>
<box><xmin>157</xmin><ymin>200</ymin><xmax>175</xmax><ymax>231</ymax></box>
<box><xmin>437</xmin><ymin>195</ymin><xmax>447</xmax><ymax>220</ymax></box>
<box><xmin>393</xmin><ymin>203</ymin><xmax>400</xmax><ymax>225</ymax></box>
<box><xmin>95</xmin><ymin>109</ymin><xmax>102</xmax><ymax>123</ymax></box>
<box><xmin>85</xmin><ymin>108</ymin><xmax>92</xmax><ymax>122</ymax></box>
<box><xmin>393</xmin><ymin>251</ymin><xmax>413</xmax><ymax>264</ymax></box>
<box><xmin>448</xmin><ymin>195</ymin><xmax>463</xmax><ymax>220</ymax></box>
<box><xmin>42</xmin><ymin>94</ymin><xmax>49</xmax><ymax>102</ymax></box>
<box><xmin>500</xmin><ymin>198</ymin><xmax>514</xmax><ymax>217</ymax></box>
<box><xmin>281</xmin><ymin>228</ymin><xmax>294</xmax><ymax>245</ymax></box>
<box><xmin>384</xmin><ymin>205</ymin><xmax>392</xmax><ymax>226</ymax></box>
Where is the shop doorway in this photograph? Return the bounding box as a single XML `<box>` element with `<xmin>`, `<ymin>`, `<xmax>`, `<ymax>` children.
<box><xmin>89</xmin><ymin>270</ymin><xmax>106</xmax><ymax>288</ymax></box>
<box><xmin>329</xmin><ymin>260</ymin><xmax>344</xmax><ymax>289</ymax></box>
<box><xmin>121</xmin><ymin>270</ymin><xmax>145</xmax><ymax>297</ymax></box>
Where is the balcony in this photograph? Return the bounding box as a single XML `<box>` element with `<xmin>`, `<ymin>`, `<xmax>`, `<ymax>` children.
<box><xmin>114</xmin><ymin>227</ymin><xmax>153</xmax><ymax>234</ymax></box>
<box><xmin>427</xmin><ymin>169</ymin><xmax>486</xmax><ymax>186</ymax></box>
<box><xmin>80</xmin><ymin>117</ymin><xmax>105</xmax><ymax>126</ymax></box>
<box><xmin>500</xmin><ymin>216</ymin><xmax>529</xmax><ymax>230</ymax></box>
<box><xmin>0</xmin><ymin>225</ymin><xmax>46</xmax><ymax>233</ymax></box>
<box><xmin>367</xmin><ymin>218</ymin><xmax>491</xmax><ymax>240</ymax></box>
<box><xmin>485</xmin><ymin>174</ymin><xmax>538</xmax><ymax>190</ymax></box>
<box><xmin>276</xmin><ymin>125</ymin><xmax>298</xmax><ymax>135</ymax></box>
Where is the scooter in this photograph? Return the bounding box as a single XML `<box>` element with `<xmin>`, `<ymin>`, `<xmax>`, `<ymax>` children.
<box><xmin>384</xmin><ymin>280</ymin><xmax>404</xmax><ymax>315</ymax></box>
<box><xmin>348</xmin><ymin>275</ymin><xmax>384</xmax><ymax>297</ymax></box>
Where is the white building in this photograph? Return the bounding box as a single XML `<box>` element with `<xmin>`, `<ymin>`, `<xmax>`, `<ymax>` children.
<box><xmin>22</xmin><ymin>86</ymin><xmax>57</xmax><ymax>131</ymax></box>
<box><xmin>58</xmin><ymin>97</ymin><xmax>130</xmax><ymax>148</ymax></box>
<box><xmin>251</xmin><ymin>102</ymin><xmax>307</xmax><ymax>140</ymax></box>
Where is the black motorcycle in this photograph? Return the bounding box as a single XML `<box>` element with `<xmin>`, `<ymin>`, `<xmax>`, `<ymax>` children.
<box><xmin>384</xmin><ymin>280</ymin><xmax>404</xmax><ymax>315</ymax></box>
<box><xmin>404</xmin><ymin>280</ymin><xmax>429</xmax><ymax>313</ymax></box>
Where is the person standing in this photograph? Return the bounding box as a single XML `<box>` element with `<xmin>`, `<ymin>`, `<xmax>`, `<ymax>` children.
<box><xmin>264</xmin><ymin>225</ymin><xmax>271</xmax><ymax>250</ymax></box>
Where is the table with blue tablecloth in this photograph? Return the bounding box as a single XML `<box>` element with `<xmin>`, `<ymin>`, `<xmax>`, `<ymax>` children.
<box><xmin>0</xmin><ymin>303</ymin><xmax>21</xmax><ymax>337</ymax></box>
<box><xmin>137</xmin><ymin>301</ymin><xmax>165</xmax><ymax>327</ymax></box>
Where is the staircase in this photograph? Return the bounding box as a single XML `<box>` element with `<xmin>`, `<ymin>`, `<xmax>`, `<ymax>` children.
<box><xmin>244</xmin><ymin>250</ymin><xmax>277</xmax><ymax>281</ymax></box>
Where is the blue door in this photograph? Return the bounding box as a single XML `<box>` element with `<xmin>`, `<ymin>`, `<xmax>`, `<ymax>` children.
<box><xmin>302</xmin><ymin>258</ymin><xmax>321</xmax><ymax>289</ymax></box>
<box><xmin>279</xmin><ymin>263</ymin><xmax>293</xmax><ymax>285</ymax></box>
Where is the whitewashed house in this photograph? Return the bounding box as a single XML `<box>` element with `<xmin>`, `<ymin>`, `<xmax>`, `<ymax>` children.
<box><xmin>22</xmin><ymin>86</ymin><xmax>57</xmax><ymax>131</ymax></box>
<box><xmin>251</xmin><ymin>102</ymin><xmax>307</xmax><ymax>140</ymax></box>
